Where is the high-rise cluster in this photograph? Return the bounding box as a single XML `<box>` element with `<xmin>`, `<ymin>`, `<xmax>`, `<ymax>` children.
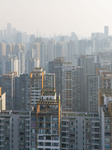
<box><xmin>0</xmin><ymin>24</ymin><xmax>112</xmax><ymax>149</ymax></box>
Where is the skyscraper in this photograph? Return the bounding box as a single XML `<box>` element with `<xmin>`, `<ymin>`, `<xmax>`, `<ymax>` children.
<box><xmin>87</xmin><ymin>75</ymin><xmax>99</xmax><ymax>113</ymax></box>
<box><xmin>0</xmin><ymin>110</ymin><xmax>31</xmax><ymax>150</ymax></box>
<box><xmin>48</xmin><ymin>57</ymin><xmax>72</xmax><ymax>103</ymax></box>
<box><xmin>15</xmin><ymin>74</ymin><xmax>30</xmax><ymax>110</ymax></box>
<box><xmin>61</xmin><ymin>112</ymin><xmax>100</xmax><ymax>150</ymax></box>
<box><xmin>62</xmin><ymin>65</ymin><xmax>74</xmax><ymax>111</ymax></box>
<box><xmin>104</xmin><ymin>26</ymin><xmax>109</xmax><ymax>37</ymax></box>
<box><xmin>1</xmin><ymin>72</ymin><xmax>17</xmax><ymax>110</ymax></box>
<box><xmin>30</xmin><ymin>67</ymin><xmax>44</xmax><ymax>108</ymax></box>
<box><xmin>36</xmin><ymin>88</ymin><xmax>60</xmax><ymax>150</ymax></box>
<box><xmin>7</xmin><ymin>23</ymin><xmax>12</xmax><ymax>42</ymax></box>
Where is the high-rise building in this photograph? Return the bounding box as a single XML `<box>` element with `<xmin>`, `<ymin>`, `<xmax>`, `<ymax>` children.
<box><xmin>6</xmin><ymin>44</ymin><xmax>13</xmax><ymax>57</ymax></box>
<box><xmin>7</xmin><ymin>23</ymin><xmax>12</xmax><ymax>42</ymax></box>
<box><xmin>1</xmin><ymin>72</ymin><xmax>17</xmax><ymax>110</ymax></box>
<box><xmin>0</xmin><ymin>110</ymin><xmax>31</xmax><ymax>150</ymax></box>
<box><xmin>87</xmin><ymin>75</ymin><xmax>99</xmax><ymax>113</ymax></box>
<box><xmin>30</xmin><ymin>67</ymin><xmax>44</xmax><ymax>108</ymax></box>
<box><xmin>62</xmin><ymin>65</ymin><xmax>74</xmax><ymax>111</ymax></box>
<box><xmin>30</xmin><ymin>67</ymin><xmax>56</xmax><ymax>108</ymax></box>
<box><xmin>52</xmin><ymin>57</ymin><xmax>63</xmax><ymax>99</ymax></box>
<box><xmin>3</xmin><ymin>57</ymin><xmax>13</xmax><ymax>75</ymax></box>
<box><xmin>78</xmin><ymin>55</ymin><xmax>99</xmax><ymax>112</ymax></box>
<box><xmin>48</xmin><ymin>57</ymin><xmax>72</xmax><ymax>103</ymax></box>
<box><xmin>29</xmin><ymin>34</ymin><xmax>35</xmax><ymax>43</ymax></box>
<box><xmin>27</xmin><ymin>58</ymin><xmax>40</xmax><ymax>74</ymax></box>
<box><xmin>15</xmin><ymin>74</ymin><xmax>30</xmax><ymax>110</ymax></box>
<box><xmin>13</xmin><ymin>56</ymin><xmax>19</xmax><ymax>75</ymax></box>
<box><xmin>7</xmin><ymin>23</ymin><xmax>12</xmax><ymax>35</ymax></box>
<box><xmin>61</xmin><ymin>112</ymin><xmax>100</xmax><ymax>150</ymax></box>
<box><xmin>44</xmin><ymin>73</ymin><xmax>55</xmax><ymax>88</ymax></box>
<box><xmin>36</xmin><ymin>88</ymin><xmax>60</xmax><ymax>150</ymax></box>
<box><xmin>31</xmin><ymin>108</ymin><xmax>37</xmax><ymax>149</ymax></box>
<box><xmin>78</xmin><ymin>55</ymin><xmax>96</xmax><ymax>75</ymax></box>
<box><xmin>47</xmin><ymin>40</ymin><xmax>55</xmax><ymax>62</ymax></box>
<box><xmin>18</xmin><ymin>50</ymin><xmax>25</xmax><ymax>75</ymax></box>
<box><xmin>104</xmin><ymin>26</ymin><xmax>109</xmax><ymax>37</ymax></box>
<box><xmin>99</xmin><ymin>92</ymin><xmax>112</xmax><ymax>150</ymax></box>
<box><xmin>101</xmin><ymin>72</ymin><xmax>112</xmax><ymax>90</ymax></box>
<box><xmin>54</xmin><ymin>43</ymin><xmax>63</xmax><ymax>58</ymax></box>
<box><xmin>72</xmin><ymin>66</ymin><xmax>85</xmax><ymax>112</ymax></box>
<box><xmin>31</xmin><ymin>42</ymin><xmax>40</xmax><ymax>60</ymax></box>
<box><xmin>15</xmin><ymin>32</ymin><xmax>22</xmax><ymax>44</ymax></box>
<box><xmin>40</xmin><ymin>42</ymin><xmax>49</xmax><ymax>71</ymax></box>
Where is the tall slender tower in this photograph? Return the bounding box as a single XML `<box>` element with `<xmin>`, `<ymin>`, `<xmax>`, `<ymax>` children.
<box><xmin>30</xmin><ymin>67</ymin><xmax>44</xmax><ymax>108</ymax></box>
<box><xmin>104</xmin><ymin>26</ymin><xmax>109</xmax><ymax>37</ymax></box>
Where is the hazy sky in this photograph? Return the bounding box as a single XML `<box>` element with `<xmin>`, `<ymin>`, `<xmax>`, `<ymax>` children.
<box><xmin>0</xmin><ymin>0</ymin><xmax>112</xmax><ymax>37</ymax></box>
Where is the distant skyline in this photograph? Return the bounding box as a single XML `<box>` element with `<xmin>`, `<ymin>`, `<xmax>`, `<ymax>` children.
<box><xmin>0</xmin><ymin>0</ymin><xmax>112</xmax><ymax>37</ymax></box>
